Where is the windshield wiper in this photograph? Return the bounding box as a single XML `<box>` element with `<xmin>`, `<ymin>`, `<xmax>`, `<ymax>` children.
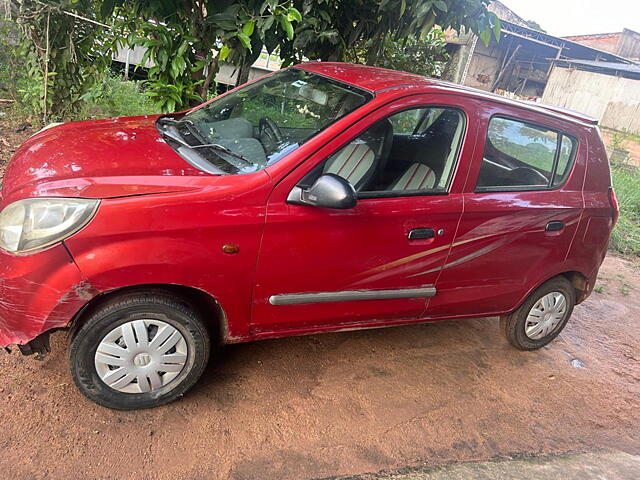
<box><xmin>191</xmin><ymin>142</ymin><xmax>252</xmax><ymax>165</ymax></box>
<box><xmin>180</xmin><ymin>118</ymin><xmax>207</xmax><ymax>142</ymax></box>
<box><xmin>158</xmin><ymin>116</ymin><xmax>204</xmax><ymax>140</ymax></box>
<box><xmin>157</xmin><ymin>119</ymin><xmax>252</xmax><ymax>165</ymax></box>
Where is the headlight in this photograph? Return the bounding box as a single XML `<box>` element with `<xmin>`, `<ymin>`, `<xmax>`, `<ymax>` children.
<box><xmin>34</xmin><ymin>122</ymin><xmax>64</xmax><ymax>136</ymax></box>
<box><xmin>0</xmin><ymin>198</ymin><xmax>99</xmax><ymax>254</ymax></box>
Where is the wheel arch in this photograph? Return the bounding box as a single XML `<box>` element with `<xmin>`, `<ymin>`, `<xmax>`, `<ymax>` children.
<box><xmin>560</xmin><ymin>270</ymin><xmax>589</xmax><ymax>304</ymax></box>
<box><xmin>69</xmin><ymin>284</ymin><xmax>230</xmax><ymax>344</ymax></box>
<box><xmin>508</xmin><ymin>269</ymin><xmax>590</xmax><ymax>316</ymax></box>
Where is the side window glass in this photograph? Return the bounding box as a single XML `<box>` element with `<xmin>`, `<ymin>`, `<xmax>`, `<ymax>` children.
<box><xmin>553</xmin><ymin>135</ymin><xmax>577</xmax><ymax>187</ymax></box>
<box><xmin>388</xmin><ymin>108</ymin><xmax>426</xmax><ymax>134</ymax></box>
<box><xmin>476</xmin><ymin>117</ymin><xmax>577</xmax><ymax>191</ymax></box>
<box><xmin>309</xmin><ymin>106</ymin><xmax>465</xmax><ymax>195</ymax></box>
<box><xmin>415</xmin><ymin>108</ymin><xmax>447</xmax><ymax>135</ymax></box>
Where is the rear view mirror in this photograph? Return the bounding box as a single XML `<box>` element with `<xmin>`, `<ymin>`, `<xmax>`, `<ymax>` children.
<box><xmin>287</xmin><ymin>174</ymin><xmax>357</xmax><ymax>209</ymax></box>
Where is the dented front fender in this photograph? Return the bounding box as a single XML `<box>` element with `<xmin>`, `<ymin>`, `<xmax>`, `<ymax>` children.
<box><xmin>0</xmin><ymin>244</ymin><xmax>98</xmax><ymax>347</ymax></box>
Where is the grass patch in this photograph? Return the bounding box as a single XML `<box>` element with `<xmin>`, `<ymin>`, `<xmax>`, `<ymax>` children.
<box><xmin>77</xmin><ymin>73</ymin><xmax>161</xmax><ymax>120</ymax></box>
<box><xmin>610</xmin><ymin>162</ymin><xmax>640</xmax><ymax>257</ymax></box>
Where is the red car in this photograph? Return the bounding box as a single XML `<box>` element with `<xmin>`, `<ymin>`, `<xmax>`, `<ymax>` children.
<box><xmin>0</xmin><ymin>63</ymin><xmax>618</xmax><ymax>409</ymax></box>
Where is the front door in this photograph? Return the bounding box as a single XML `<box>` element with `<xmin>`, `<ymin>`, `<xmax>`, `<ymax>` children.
<box><xmin>251</xmin><ymin>95</ymin><xmax>478</xmax><ymax>334</ymax></box>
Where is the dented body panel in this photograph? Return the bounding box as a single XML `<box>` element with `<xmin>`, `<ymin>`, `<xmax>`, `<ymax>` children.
<box><xmin>0</xmin><ymin>245</ymin><xmax>97</xmax><ymax>346</ymax></box>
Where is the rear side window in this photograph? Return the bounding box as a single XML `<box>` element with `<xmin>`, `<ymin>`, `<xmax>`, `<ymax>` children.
<box><xmin>476</xmin><ymin>117</ymin><xmax>577</xmax><ymax>192</ymax></box>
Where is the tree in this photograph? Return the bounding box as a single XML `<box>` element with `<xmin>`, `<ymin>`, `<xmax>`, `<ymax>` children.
<box><xmin>12</xmin><ymin>0</ymin><xmax>111</xmax><ymax>121</ymax></box>
<box><xmin>102</xmin><ymin>0</ymin><xmax>500</xmax><ymax>112</ymax></box>
<box><xmin>102</xmin><ymin>0</ymin><xmax>302</xmax><ymax>112</ymax></box>
<box><xmin>345</xmin><ymin>28</ymin><xmax>450</xmax><ymax>78</ymax></box>
<box><xmin>525</xmin><ymin>19</ymin><xmax>546</xmax><ymax>33</ymax></box>
<box><xmin>279</xmin><ymin>0</ymin><xmax>500</xmax><ymax>66</ymax></box>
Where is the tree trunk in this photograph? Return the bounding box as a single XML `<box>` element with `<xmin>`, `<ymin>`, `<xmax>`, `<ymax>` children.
<box><xmin>200</xmin><ymin>53</ymin><xmax>220</xmax><ymax>99</ymax></box>
<box><xmin>365</xmin><ymin>31</ymin><xmax>386</xmax><ymax>66</ymax></box>
<box><xmin>235</xmin><ymin>58</ymin><xmax>252</xmax><ymax>87</ymax></box>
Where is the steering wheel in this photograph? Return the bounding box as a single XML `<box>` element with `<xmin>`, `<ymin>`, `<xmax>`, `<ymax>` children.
<box><xmin>258</xmin><ymin>116</ymin><xmax>284</xmax><ymax>152</ymax></box>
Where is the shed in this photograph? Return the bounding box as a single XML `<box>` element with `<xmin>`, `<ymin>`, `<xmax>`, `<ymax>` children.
<box><xmin>443</xmin><ymin>1</ymin><xmax>634</xmax><ymax>99</ymax></box>
<box><xmin>542</xmin><ymin>60</ymin><xmax>640</xmax><ymax>134</ymax></box>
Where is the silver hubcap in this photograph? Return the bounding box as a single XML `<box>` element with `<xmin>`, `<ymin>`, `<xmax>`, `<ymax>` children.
<box><xmin>525</xmin><ymin>291</ymin><xmax>567</xmax><ymax>340</ymax></box>
<box><xmin>94</xmin><ymin>320</ymin><xmax>188</xmax><ymax>394</ymax></box>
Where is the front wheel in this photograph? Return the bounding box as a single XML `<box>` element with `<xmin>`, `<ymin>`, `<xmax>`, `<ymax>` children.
<box><xmin>70</xmin><ymin>292</ymin><xmax>210</xmax><ymax>410</ymax></box>
<box><xmin>500</xmin><ymin>276</ymin><xmax>576</xmax><ymax>350</ymax></box>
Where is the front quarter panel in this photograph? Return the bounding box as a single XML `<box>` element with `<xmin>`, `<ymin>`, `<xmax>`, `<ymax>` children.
<box><xmin>64</xmin><ymin>172</ymin><xmax>272</xmax><ymax>341</ymax></box>
<box><xmin>0</xmin><ymin>245</ymin><xmax>96</xmax><ymax>346</ymax></box>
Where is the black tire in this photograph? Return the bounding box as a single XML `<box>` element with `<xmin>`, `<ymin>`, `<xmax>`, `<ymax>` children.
<box><xmin>500</xmin><ymin>276</ymin><xmax>576</xmax><ymax>351</ymax></box>
<box><xmin>70</xmin><ymin>292</ymin><xmax>210</xmax><ymax>410</ymax></box>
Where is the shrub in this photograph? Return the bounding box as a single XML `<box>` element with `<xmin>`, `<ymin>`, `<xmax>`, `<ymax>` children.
<box><xmin>610</xmin><ymin>163</ymin><xmax>640</xmax><ymax>257</ymax></box>
<box><xmin>78</xmin><ymin>72</ymin><xmax>161</xmax><ymax>120</ymax></box>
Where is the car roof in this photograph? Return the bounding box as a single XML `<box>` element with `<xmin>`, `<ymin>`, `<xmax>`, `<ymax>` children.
<box><xmin>296</xmin><ymin>62</ymin><xmax>598</xmax><ymax>127</ymax></box>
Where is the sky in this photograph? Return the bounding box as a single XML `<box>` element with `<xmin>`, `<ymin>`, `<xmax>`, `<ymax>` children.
<box><xmin>500</xmin><ymin>0</ymin><xmax>640</xmax><ymax>37</ymax></box>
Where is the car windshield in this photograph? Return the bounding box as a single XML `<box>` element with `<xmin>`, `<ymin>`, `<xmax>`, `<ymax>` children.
<box><xmin>158</xmin><ymin>69</ymin><xmax>373</xmax><ymax>175</ymax></box>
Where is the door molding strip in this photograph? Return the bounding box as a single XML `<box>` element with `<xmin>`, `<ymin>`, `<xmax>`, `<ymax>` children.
<box><xmin>269</xmin><ymin>287</ymin><xmax>436</xmax><ymax>306</ymax></box>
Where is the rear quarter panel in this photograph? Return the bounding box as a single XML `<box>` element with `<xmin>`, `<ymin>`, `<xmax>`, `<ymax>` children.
<box><xmin>563</xmin><ymin>128</ymin><xmax>613</xmax><ymax>290</ymax></box>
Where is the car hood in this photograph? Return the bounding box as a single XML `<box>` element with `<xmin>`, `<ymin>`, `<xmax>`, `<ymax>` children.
<box><xmin>1</xmin><ymin>115</ymin><xmax>212</xmax><ymax>203</ymax></box>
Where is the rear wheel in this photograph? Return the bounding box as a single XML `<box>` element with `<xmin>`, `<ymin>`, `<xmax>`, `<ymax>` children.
<box><xmin>501</xmin><ymin>276</ymin><xmax>575</xmax><ymax>350</ymax></box>
<box><xmin>70</xmin><ymin>292</ymin><xmax>210</xmax><ymax>410</ymax></box>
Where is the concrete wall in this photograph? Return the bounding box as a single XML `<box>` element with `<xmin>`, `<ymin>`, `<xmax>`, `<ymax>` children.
<box><xmin>564</xmin><ymin>29</ymin><xmax>640</xmax><ymax>61</ymax></box>
<box><xmin>113</xmin><ymin>45</ymin><xmax>153</xmax><ymax>68</ymax></box>
<box><xmin>113</xmin><ymin>46</ymin><xmax>281</xmax><ymax>86</ymax></box>
<box><xmin>618</xmin><ymin>29</ymin><xmax>640</xmax><ymax>61</ymax></box>
<box><xmin>215</xmin><ymin>63</ymin><xmax>274</xmax><ymax>86</ymax></box>
<box><xmin>487</xmin><ymin>1</ymin><xmax>530</xmax><ymax>28</ymax></box>
<box><xmin>463</xmin><ymin>41</ymin><xmax>501</xmax><ymax>91</ymax></box>
<box><xmin>542</xmin><ymin>66</ymin><xmax>640</xmax><ymax>134</ymax></box>
<box><xmin>563</xmin><ymin>34</ymin><xmax>620</xmax><ymax>55</ymax></box>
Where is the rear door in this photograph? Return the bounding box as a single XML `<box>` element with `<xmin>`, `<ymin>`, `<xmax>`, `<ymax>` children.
<box><xmin>428</xmin><ymin>102</ymin><xmax>586</xmax><ymax>318</ymax></box>
<box><xmin>251</xmin><ymin>94</ymin><xmax>479</xmax><ymax>334</ymax></box>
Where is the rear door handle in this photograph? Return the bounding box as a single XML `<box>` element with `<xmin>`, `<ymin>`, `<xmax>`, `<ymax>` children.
<box><xmin>408</xmin><ymin>228</ymin><xmax>435</xmax><ymax>240</ymax></box>
<box><xmin>545</xmin><ymin>221</ymin><xmax>565</xmax><ymax>232</ymax></box>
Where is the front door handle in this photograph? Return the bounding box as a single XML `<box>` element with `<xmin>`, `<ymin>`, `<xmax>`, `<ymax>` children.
<box><xmin>545</xmin><ymin>221</ymin><xmax>565</xmax><ymax>232</ymax></box>
<box><xmin>408</xmin><ymin>228</ymin><xmax>435</xmax><ymax>240</ymax></box>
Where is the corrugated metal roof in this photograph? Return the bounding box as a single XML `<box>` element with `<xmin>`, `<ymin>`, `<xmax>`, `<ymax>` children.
<box><xmin>552</xmin><ymin>59</ymin><xmax>640</xmax><ymax>77</ymax></box>
<box><xmin>500</xmin><ymin>21</ymin><xmax>633</xmax><ymax>64</ymax></box>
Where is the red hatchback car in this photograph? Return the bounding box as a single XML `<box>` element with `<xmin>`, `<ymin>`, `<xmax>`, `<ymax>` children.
<box><xmin>0</xmin><ymin>63</ymin><xmax>618</xmax><ymax>409</ymax></box>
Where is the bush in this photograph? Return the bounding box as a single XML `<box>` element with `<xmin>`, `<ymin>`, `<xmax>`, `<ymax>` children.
<box><xmin>78</xmin><ymin>73</ymin><xmax>161</xmax><ymax>120</ymax></box>
<box><xmin>0</xmin><ymin>19</ymin><xmax>24</xmax><ymax>101</ymax></box>
<box><xmin>610</xmin><ymin>163</ymin><xmax>640</xmax><ymax>257</ymax></box>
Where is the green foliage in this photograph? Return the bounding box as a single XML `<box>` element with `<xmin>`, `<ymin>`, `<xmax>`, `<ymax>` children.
<box><xmin>525</xmin><ymin>19</ymin><xmax>546</xmax><ymax>32</ymax></box>
<box><xmin>103</xmin><ymin>0</ymin><xmax>302</xmax><ymax>112</ymax></box>
<box><xmin>13</xmin><ymin>0</ymin><xmax>112</xmax><ymax>122</ymax></box>
<box><xmin>11</xmin><ymin>0</ymin><xmax>501</xmax><ymax>119</ymax></box>
<box><xmin>610</xmin><ymin>162</ymin><xmax>640</xmax><ymax>257</ymax></box>
<box><xmin>280</xmin><ymin>0</ymin><xmax>500</xmax><ymax>65</ymax></box>
<box><xmin>0</xmin><ymin>20</ymin><xmax>22</xmax><ymax>100</ymax></box>
<box><xmin>78</xmin><ymin>72</ymin><xmax>160</xmax><ymax>120</ymax></box>
<box><xmin>345</xmin><ymin>29</ymin><xmax>450</xmax><ymax>77</ymax></box>
<box><xmin>115</xmin><ymin>20</ymin><xmax>203</xmax><ymax>113</ymax></box>
<box><xmin>102</xmin><ymin>0</ymin><xmax>499</xmax><ymax>111</ymax></box>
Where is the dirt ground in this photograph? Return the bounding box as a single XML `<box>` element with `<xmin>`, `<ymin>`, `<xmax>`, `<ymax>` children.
<box><xmin>0</xmin><ymin>114</ymin><xmax>34</xmax><ymax>176</ymax></box>
<box><xmin>1</xmin><ymin>115</ymin><xmax>639</xmax><ymax>479</ymax></box>
<box><xmin>601</xmin><ymin>128</ymin><xmax>640</xmax><ymax>166</ymax></box>
<box><xmin>0</xmin><ymin>254</ymin><xmax>638</xmax><ymax>480</ymax></box>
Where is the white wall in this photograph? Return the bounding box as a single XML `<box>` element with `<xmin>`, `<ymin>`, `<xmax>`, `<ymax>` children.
<box><xmin>542</xmin><ymin>66</ymin><xmax>640</xmax><ymax>134</ymax></box>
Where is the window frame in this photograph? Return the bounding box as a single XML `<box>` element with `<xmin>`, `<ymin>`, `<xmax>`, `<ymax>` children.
<box><xmin>297</xmin><ymin>105</ymin><xmax>468</xmax><ymax>200</ymax></box>
<box><xmin>474</xmin><ymin>114</ymin><xmax>579</xmax><ymax>194</ymax></box>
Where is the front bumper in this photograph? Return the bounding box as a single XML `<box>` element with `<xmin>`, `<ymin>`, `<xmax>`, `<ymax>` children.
<box><xmin>0</xmin><ymin>243</ymin><xmax>97</xmax><ymax>347</ymax></box>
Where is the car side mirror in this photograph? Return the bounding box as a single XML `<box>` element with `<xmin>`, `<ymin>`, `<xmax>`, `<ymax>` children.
<box><xmin>287</xmin><ymin>174</ymin><xmax>357</xmax><ymax>210</ymax></box>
